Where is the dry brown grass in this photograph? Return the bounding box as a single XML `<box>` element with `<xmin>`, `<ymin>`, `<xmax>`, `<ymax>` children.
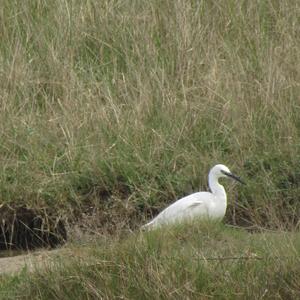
<box><xmin>0</xmin><ymin>0</ymin><xmax>299</xmax><ymax>235</ymax></box>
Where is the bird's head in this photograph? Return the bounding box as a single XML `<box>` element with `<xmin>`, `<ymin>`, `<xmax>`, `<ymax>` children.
<box><xmin>210</xmin><ymin>164</ymin><xmax>245</xmax><ymax>184</ymax></box>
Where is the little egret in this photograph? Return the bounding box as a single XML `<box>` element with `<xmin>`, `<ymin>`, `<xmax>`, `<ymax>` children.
<box><xmin>141</xmin><ymin>164</ymin><xmax>244</xmax><ymax>230</ymax></box>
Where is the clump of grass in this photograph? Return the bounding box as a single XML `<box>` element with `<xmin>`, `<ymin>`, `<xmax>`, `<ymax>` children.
<box><xmin>1</xmin><ymin>222</ymin><xmax>300</xmax><ymax>299</ymax></box>
<box><xmin>0</xmin><ymin>0</ymin><xmax>299</xmax><ymax>230</ymax></box>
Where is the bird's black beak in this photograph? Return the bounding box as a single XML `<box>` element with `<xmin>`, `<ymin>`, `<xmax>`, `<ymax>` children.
<box><xmin>221</xmin><ymin>170</ymin><xmax>245</xmax><ymax>184</ymax></box>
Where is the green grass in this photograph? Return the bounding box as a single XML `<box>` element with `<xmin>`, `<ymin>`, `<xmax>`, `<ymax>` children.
<box><xmin>0</xmin><ymin>0</ymin><xmax>299</xmax><ymax>296</ymax></box>
<box><xmin>0</xmin><ymin>0</ymin><xmax>299</xmax><ymax>228</ymax></box>
<box><xmin>0</xmin><ymin>222</ymin><xmax>299</xmax><ymax>299</ymax></box>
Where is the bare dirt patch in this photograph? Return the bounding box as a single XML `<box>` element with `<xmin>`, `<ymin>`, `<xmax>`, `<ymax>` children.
<box><xmin>0</xmin><ymin>245</ymin><xmax>95</xmax><ymax>275</ymax></box>
<box><xmin>0</xmin><ymin>248</ymin><xmax>65</xmax><ymax>275</ymax></box>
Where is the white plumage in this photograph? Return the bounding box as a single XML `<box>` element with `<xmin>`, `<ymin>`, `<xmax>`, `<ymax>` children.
<box><xmin>141</xmin><ymin>164</ymin><xmax>244</xmax><ymax>230</ymax></box>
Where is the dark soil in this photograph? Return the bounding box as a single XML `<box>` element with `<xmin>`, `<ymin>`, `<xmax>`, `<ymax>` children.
<box><xmin>0</xmin><ymin>204</ymin><xmax>66</xmax><ymax>250</ymax></box>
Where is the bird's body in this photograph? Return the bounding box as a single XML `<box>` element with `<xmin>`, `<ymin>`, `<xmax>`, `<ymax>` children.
<box><xmin>142</xmin><ymin>164</ymin><xmax>244</xmax><ymax>230</ymax></box>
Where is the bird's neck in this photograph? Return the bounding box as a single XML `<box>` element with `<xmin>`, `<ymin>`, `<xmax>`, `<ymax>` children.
<box><xmin>208</xmin><ymin>174</ymin><xmax>227</xmax><ymax>201</ymax></box>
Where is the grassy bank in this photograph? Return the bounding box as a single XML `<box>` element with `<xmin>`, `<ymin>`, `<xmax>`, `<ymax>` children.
<box><xmin>0</xmin><ymin>1</ymin><xmax>299</xmax><ymax>297</ymax></box>
<box><xmin>0</xmin><ymin>0</ymin><xmax>300</xmax><ymax>229</ymax></box>
<box><xmin>0</xmin><ymin>222</ymin><xmax>299</xmax><ymax>299</ymax></box>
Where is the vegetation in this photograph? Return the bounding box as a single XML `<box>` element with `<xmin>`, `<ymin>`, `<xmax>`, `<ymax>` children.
<box><xmin>0</xmin><ymin>1</ymin><xmax>300</xmax><ymax>227</ymax></box>
<box><xmin>1</xmin><ymin>222</ymin><xmax>300</xmax><ymax>299</ymax></box>
<box><xmin>0</xmin><ymin>0</ymin><xmax>299</xmax><ymax>298</ymax></box>
<box><xmin>0</xmin><ymin>0</ymin><xmax>299</xmax><ymax>228</ymax></box>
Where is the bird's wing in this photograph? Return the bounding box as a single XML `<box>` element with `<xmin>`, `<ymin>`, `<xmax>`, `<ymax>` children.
<box><xmin>144</xmin><ymin>192</ymin><xmax>211</xmax><ymax>227</ymax></box>
<box><xmin>183</xmin><ymin>199</ymin><xmax>204</xmax><ymax>210</ymax></box>
<box><xmin>162</xmin><ymin>195</ymin><xmax>206</xmax><ymax>220</ymax></box>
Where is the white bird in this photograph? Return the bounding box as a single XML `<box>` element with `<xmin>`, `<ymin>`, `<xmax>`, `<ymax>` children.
<box><xmin>141</xmin><ymin>164</ymin><xmax>244</xmax><ymax>230</ymax></box>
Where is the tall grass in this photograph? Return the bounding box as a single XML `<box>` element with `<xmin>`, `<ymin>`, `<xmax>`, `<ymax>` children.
<box><xmin>0</xmin><ymin>0</ymin><xmax>299</xmax><ymax>228</ymax></box>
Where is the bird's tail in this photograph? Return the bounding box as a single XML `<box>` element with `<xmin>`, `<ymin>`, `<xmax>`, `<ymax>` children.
<box><xmin>140</xmin><ymin>220</ymin><xmax>155</xmax><ymax>231</ymax></box>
